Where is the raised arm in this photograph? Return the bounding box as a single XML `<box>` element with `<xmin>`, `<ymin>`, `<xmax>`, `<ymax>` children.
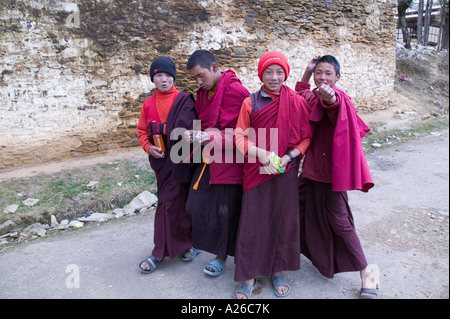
<box><xmin>300</xmin><ymin>56</ymin><xmax>320</xmax><ymax>83</ymax></box>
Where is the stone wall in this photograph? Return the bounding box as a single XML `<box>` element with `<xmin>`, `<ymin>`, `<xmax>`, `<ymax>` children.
<box><xmin>0</xmin><ymin>0</ymin><xmax>397</xmax><ymax>169</ymax></box>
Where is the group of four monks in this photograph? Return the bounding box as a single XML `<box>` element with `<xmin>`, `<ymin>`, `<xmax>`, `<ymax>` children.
<box><xmin>135</xmin><ymin>50</ymin><xmax>379</xmax><ymax>299</ymax></box>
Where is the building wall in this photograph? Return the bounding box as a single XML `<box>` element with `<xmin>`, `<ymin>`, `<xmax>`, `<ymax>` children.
<box><xmin>0</xmin><ymin>0</ymin><xmax>397</xmax><ymax>169</ymax></box>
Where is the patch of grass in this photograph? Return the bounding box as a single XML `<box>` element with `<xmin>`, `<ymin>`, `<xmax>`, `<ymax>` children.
<box><xmin>363</xmin><ymin>113</ymin><xmax>449</xmax><ymax>154</ymax></box>
<box><xmin>0</xmin><ymin>159</ymin><xmax>156</xmax><ymax>229</ymax></box>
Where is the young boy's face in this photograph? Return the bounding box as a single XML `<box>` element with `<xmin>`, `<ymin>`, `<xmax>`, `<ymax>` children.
<box><xmin>153</xmin><ymin>72</ymin><xmax>174</xmax><ymax>92</ymax></box>
<box><xmin>189</xmin><ymin>63</ymin><xmax>218</xmax><ymax>91</ymax></box>
<box><xmin>313</xmin><ymin>62</ymin><xmax>340</xmax><ymax>88</ymax></box>
<box><xmin>262</xmin><ymin>64</ymin><xmax>285</xmax><ymax>93</ymax></box>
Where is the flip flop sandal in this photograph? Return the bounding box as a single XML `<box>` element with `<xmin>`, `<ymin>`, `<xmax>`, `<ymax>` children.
<box><xmin>271</xmin><ymin>275</ymin><xmax>291</xmax><ymax>298</ymax></box>
<box><xmin>360</xmin><ymin>288</ymin><xmax>379</xmax><ymax>299</ymax></box>
<box><xmin>138</xmin><ymin>255</ymin><xmax>160</xmax><ymax>274</ymax></box>
<box><xmin>181</xmin><ymin>247</ymin><xmax>201</xmax><ymax>262</ymax></box>
<box><xmin>360</xmin><ymin>264</ymin><xmax>380</xmax><ymax>299</ymax></box>
<box><xmin>234</xmin><ymin>279</ymin><xmax>257</xmax><ymax>299</ymax></box>
<box><xmin>203</xmin><ymin>259</ymin><xmax>226</xmax><ymax>277</ymax></box>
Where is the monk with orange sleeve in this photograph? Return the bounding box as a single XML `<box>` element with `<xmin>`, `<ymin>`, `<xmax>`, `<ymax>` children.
<box><xmin>136</xmin><ymin>56</ymin><xmax>200</xmax><ymax>274</ymax></box>
<box><xmin>233</xmin><ymin>51</ymin><xmax>313</xmax><ymax>299</ymax></box>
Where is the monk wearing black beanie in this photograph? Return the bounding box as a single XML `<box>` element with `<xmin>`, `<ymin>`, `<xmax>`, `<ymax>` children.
<box><xmin>149</xmin><ymin>56</ymin><xmax>177</xmax><ymax>82</ymax></box>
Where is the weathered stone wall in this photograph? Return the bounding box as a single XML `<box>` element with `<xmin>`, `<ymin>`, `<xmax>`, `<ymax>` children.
<box><xmin>0</xmin><ymin>0</ymin><xmax>397</xmax><ymax>169</ymax></box>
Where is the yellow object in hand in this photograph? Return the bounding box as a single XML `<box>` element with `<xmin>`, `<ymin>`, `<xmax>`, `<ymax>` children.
<box><xmin>270</xmin><ymin>152</ymin><xmax>284</xmax><ymax>174</ymax></box>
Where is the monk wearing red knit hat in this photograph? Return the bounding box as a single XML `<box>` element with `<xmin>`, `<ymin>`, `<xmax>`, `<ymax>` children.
<box><xmin>233</xmin><ymin>51</ymin><xmax>313</xmax><ymax>299</ymax></box>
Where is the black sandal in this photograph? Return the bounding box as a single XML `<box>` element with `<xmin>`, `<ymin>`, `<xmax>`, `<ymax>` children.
<box><xmin>181</xmin><ymin>247</ymin><xmax>201</xmax><ymax>262</ymax></box>
<box><xmin>138</xmin><ymin>255</ymin><xmax>160</xmax><ymax>273</ymax></box>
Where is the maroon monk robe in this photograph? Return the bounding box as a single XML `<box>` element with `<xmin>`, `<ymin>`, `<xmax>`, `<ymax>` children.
<box><xmin>186</xmin><ymin>69</ymin><xmax>249</xmax><ymax>261</ymax></box>
<box><xmin>328</xmin><ymin>87</ymin><xmax>373</xmax><ymax>192</ymax></box>
<box><xmin>296</xmin><ymin>81</ymin><xmax>373</xmax><ymax>278</ymax></box>
<box><xmin>194</xmin><ymin>69</ymin><xmax>249</xmax><ymax>184</ymax></box>
<box><xmin>234</xmin><ymin>85</ymin><xmax>312</xmax><ymax>282</ymax></box>
<box><xmin>147</xmin><ymin>92</ymin><xmax>197</xmax><ymax>260</ymax></box>
<box><xmin>298</xmin><ymin>176</ymin><xmax>368</xmax><ymax>278</ymax></box>
<box><xmin>298</xmin><ymin>83</ymin><xmax>374</xmax><ymax>192</ymax></box>
<box><xmin>241</xmin><ymin>85</ymin><xmax>312</xmax><ymax>191</ymax></box>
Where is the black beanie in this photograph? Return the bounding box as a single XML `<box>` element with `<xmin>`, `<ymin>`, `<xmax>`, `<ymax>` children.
<box><xmin>149</xmin><ymin>56</ymin><xmax>176</xmax><ymax>82</ymax></box>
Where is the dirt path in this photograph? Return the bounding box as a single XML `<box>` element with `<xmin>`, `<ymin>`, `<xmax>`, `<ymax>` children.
<box><xmin>0</xmin><ymin>148</ymin><xmax>144</xmax><ymax>183</ymax></box>
<box><xmin>349</xmin><ymin>128</ymin><xmax>449</xmax><ymax>299</ymax></box>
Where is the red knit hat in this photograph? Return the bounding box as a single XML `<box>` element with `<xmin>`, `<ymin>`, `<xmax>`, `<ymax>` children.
<box><xmin>258</xmin><ymin>51</ymin><xmax>290</xmax><ymax>82</ymax></box>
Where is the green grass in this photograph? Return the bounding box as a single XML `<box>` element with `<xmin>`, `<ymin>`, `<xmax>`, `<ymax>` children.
<box><xmin>363</xmin><ymin>113</ymin><xmax>449</xmax><ymax>154</ymax></box>
<box><xmin>0</xmin><ymin>159</ymin><xmax>157</xmax><ymax>229</ymax></box>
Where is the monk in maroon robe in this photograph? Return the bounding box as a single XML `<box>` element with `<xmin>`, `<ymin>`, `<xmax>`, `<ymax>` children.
<box><xmin>137</xmin><ymin>57</ymin><xmax>198</xmax><ymax>273</ymax></box>
<box><xmin>184</xmin><ymin>50</ymin><xmax>249</xmax><ymax>277</ymax></box>
<box><xmin>296</xmin><ymin>55</ymin><xmax>380</xmax><ymax>299</ymax></box>
<box><xmin>234</xmin><ymin>52</ymin><xmax>312</xmax><ymax>299</ymax></box>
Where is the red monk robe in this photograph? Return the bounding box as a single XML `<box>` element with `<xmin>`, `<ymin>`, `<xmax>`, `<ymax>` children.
<box><xmin>185</xmin><ymin>69</ymin><xmax>249</xmax><ymax>262</ymax></box>
<box><xmin>194</xmin><ymin>69</ymin><xmax>249</xmax><ymax>184</ymax></box>
<box><xmin>137</xmin><ymin>86</ymin><xmax>197</xmax><ymax>260</ymax></box>
<box><xmin>296</xmin><ymin>81</ymin><xmax>374</xmax><ymax>278</ymax></box>
<box><xmin>233</xmin><ymin>85</ymin><xmax>312</xmax><ymax>282</ymax></box>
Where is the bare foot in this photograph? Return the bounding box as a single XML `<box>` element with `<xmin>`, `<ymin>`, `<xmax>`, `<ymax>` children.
<box><xmin>235</xmin><ymin>278</ymin><xmax>255</xmax><ymax>299</ymax></box>
<box><xmin>139</xmin><ymin>256</ymin><xmax>161</xmax><ymax>271</ymax></box>
<box><xmin>205</xmin><ymin>256</ymin><xmax>226</xmax><ymax>272</ymax></box>
<box><xmin>360</xmin><ymin>264</ymin><xmax>380</xmax><ymax>298</ymax></box>
<box><xmin>272</xmin><ymin>271</ymin><xmax>290</xmax><ymax>296</ymax></box>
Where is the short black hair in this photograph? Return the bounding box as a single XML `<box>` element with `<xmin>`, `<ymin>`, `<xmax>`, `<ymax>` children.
<box><xmin>315</xmin><ymin>55</ymin><xmax>340</xmax><ymax>76</ymax></box>
<box><xmin>187</xmin><ymin>49</ymin><xmax>217</xmax><ymax>70</ymax></box>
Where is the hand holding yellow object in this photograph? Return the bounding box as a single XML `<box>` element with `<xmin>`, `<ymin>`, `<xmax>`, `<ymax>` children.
<box><xmin>270</xmin><ymin>152</ymin><xmax>284</xmax><ymax>174</ymax></box>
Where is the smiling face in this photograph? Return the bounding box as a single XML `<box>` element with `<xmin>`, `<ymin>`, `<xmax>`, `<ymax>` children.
<box><xmin>261</xmin><ymin>64</ymin><xmax>285</xmax><ymax>93</ymax></box>
<box><xmin>313</xmin><ymin>62</ymin><xmax>340</xmax><ymax>88</ymax></box>
<box><xmin>153</xmin><ymin>72</ymin><xmax>174</xmax><ymax>92</ymax></box>
<box><xmin>188</xmin><ymin>63</ymin><xmax>219</xmax><ymax>91</ymax></box>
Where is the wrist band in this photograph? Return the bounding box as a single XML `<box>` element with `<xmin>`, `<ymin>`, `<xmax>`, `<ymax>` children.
<box><xmin>285</xmin><ymin>152</ymin><xmax>295</xmax><ymax>163</ymax></box>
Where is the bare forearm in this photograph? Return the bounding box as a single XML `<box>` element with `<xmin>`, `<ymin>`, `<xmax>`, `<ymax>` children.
<box><xmin>300</xmin><ymin>70</ymin><xmax>313</xmax><ymax>83</ymax></box>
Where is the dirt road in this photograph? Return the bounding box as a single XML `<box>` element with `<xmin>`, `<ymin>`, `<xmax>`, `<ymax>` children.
<box><xmin>0</xmin><ymin>128</ymin><xmax>448</xmax><ymax>302</ymax></box>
